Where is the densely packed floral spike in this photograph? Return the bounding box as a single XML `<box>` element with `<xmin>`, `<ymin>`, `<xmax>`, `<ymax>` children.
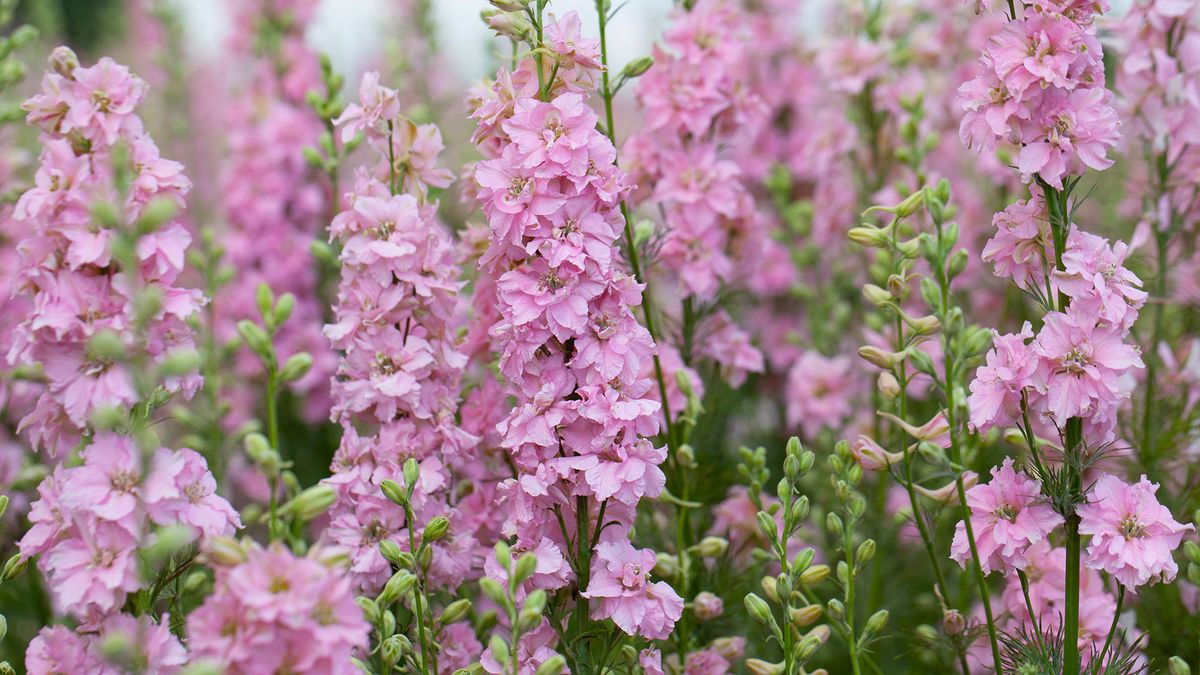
<box><xmin>0</xmin><ymin>0</ymin><xmax>1198</xmax><ymax>673</ymax></box>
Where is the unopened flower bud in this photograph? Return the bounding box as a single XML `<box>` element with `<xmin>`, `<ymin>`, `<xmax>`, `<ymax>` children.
<box><xmin>799</xmin><ymin>564</ymin><xmax>830</xmax><ymax>586</ymax></box>
<box><xmin>489</xmin><ymin>0</ymin><xmax>531</xmax><ymax>10</ymax></box>
<box><xmin>826</xmin><ymin>598</ymin><xmax>844</xmax><ymax>621</ymax></box>
<box><xmin>535</xmin><ymin>656</ymin><xmax>567</xmax><ymax>675</ymax></box>
<box><xmin>690</xmin><ymin>536</ymin><xmax>729</xmax><ymax>559</ymax></box>
<box><xmin>204</xmin><ymin>537</ymin><xmax>247</xmax><ymax>566</ymax></box>
<box><xmin>378</xmin><ymin>570</ymin><xmax>416</xmax><ymax>606</ymax></box>
<box><xmin>439</xmin><ymin>598</ymin><xmax>472</xmax><ymax>626</ymax></box>
<box><xmin>676</xmin><ymin>444</ymin><xmax>697</xmax><ymax>469</ymax></box>
<box><xmin>709</xmin><ymin>636</ymin><xmax>746</xmax><ymax>660</ymax></box>
<box><xmin>513</xmin><ymin>552</ymin><xmax>538</xmax><ymax>585</ymax></box>
<box><xmin>381</xmin><ymin>479</ymin><xmax>407</xmax><ymax>506</ymax></box>
<box><xmin>422</xmin><ymin>516</ymin><xmax>450</xmax><ymax>543</ymax></box>
<box><xmin>760</xmin><ymin>576</ymin><xmax>779</xmax><ymax>603</ymax></box>
<box><xmin>49</xmin><ymin>46</ymin><xmax>80</xmax><ymax>78</ymax></box>
<box><xmin>403</xmin><ymin>458</ymin><xmax>420</xmax><ymax>491</ymax></box>
<box><xmin>655</xmin><ymin>552</ymin><xmax>680</xmax><ymax>577</ymax></box>
<box><xmin>281</xmin><ymin>484</ymin><xmax>336</xmax><ymax>521</ymax></box>
<box><xmin>942</xmin><ymin>609</ymin><xmax>965</xmax><ymax>635</ymax></box>
<box><xmin>848</xmin><ymin>224</ymin><xmax>890</xmax><ymax>248</ymax></box>
<box><xmin>856</xmin><ymin>539</ymin><xmax>876</xmax><ymax>565</ymax></box>
<box><xmin>858</xmin><ymin>345</ymin><xmax>905</xmax><ymax>370</ymax></box>
<box><xmin>863</xmin><ymin>609</ymin><xmax>890</xmax><ymax>637</ymax></box>
<box><xmin>744</xmin><ymin>593</ymin><xmax>773</xmax><ymax>625</ymax></box>
<box><xmin>379</xmin><ymin>540</ymin><xmax>406</xmax><ymax>568</ymax></box>
<box><xmin>877</xmin><ymin>372</ymin><xmax>901</xmax><ymax>399</ymax></box>
<box><xmin>745</xmin><ymin>659</ymin><xmax>784</xmax><ymax>675</ymax></box>
<box><xmin>788</xmin><ymin>604</ymin><xmax>822</xmax><ymax>627</ymax></box>
<box><xmin>756</xmin><ymin>511</ymin><xmax>779</xmax><ymax>542</ymax></box>
<box><xmin>796</xmin><ymin>633</ymin><xmax>823</xmax><ymax>660</ymax></box>
<box><xmin>914</xmin><ymin>479</ymin><xmax>960</xmax><ymax>504</ymax></box>
<box><xmin>862</xmin><ymin>283</ymin><xmax>893</xmax><ymax>307</ymax></box>
<box><xmin>357</xmin><ymin>597</ymin><xmax>381</xmax><ymax>624</ymax></box>
<box><xmin>381</xmin><ymin>635</ymin><xmax>406</xmax><ymax>666</ymax></box>
<box><xmin>479</xmin><ymin>577</ymin><xmax>507</xmax><ymax>606</ymax></box>
<box><xmin>484</xmin><ymin>10</ymin><xmax>533</xmax><ymax>40</ymax></box>
<box><xmin>621</xmin><ymin>55</ymin><xmax>655</xmax><ymax>82</ymax></box>
<box><xmin>279</xmin><ymin>352</ymin><xmax>313</xmax><ymax>382</ymax></box>
<box><xmin>693</xmin><ymin>591</ymin><xmax>724</xmax><ymax>621</ymax></box>
<box><xmin>826</xmin><ymin>512</ymin><xmax>843</xmax><ymax>536</ymax></box>
<box><xmin>914</xmin><ymin>624</ymin><xmax>939</xmax><ymax>644</ymax></box>
<box><xmin>904</xmin><ymin>313</ymin><xmax>941</xmax><ymax>336</ymax></box>
<box><xmin>1168</xmin><ymin>656</ymin><xmax>1191</xmax><ymax>675</ymax></box>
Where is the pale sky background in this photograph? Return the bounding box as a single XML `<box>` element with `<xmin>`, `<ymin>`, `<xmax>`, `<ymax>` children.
<box><xmin>165</xmin><ymin>0</ymin><xmax>1134</xmax><ymax>83</ymax></box>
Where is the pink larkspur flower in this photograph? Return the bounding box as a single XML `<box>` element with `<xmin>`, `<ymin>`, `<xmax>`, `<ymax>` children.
<box><xmin>951</xmin><ymin>458</ymin><xmax>1063</xmax><ymax>573</ymax></box>
<box><xmin>1078</xmin><ymin>474</ymin><xmax>1194</xmax><ymax>588</ymax></box>
<box><xmin>583</xmin><ymin>535</ymin><xmax>684</xmax><ymax>640</ymax></box>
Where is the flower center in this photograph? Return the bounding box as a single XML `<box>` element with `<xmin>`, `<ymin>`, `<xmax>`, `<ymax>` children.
<box><xmin>618</xmin><ymin>562</ymin><xmax>645</xmax><ymax>589</ymax></box>
<box><xmin>1119</xmin><ymin>516</ymin><xmax>1146</xmax><ymax>539</ymax></box>
<box><xmin>109</xmin><ymin>469</ymin><xmax>138</xmax><ymax>493</ymax></box>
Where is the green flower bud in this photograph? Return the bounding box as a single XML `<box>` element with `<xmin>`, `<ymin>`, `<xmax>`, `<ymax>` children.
<box><xmin>826</xmin><ymin>598</ymin><xmax>844</xmax><ymax>621</ymax></box>
<box><xmin>689</xmin><ymin>536</ymin><xmax>729</xmax><ymax>559</ymax></box>
<box><xmin>4</xmin><ymin>554</ymin><xmax>29</xmax><ymax>581</ymax></box>
<box><xmin>825</xmin><ymin>512</ymin><xmax>843</xmax><ymax>537</ymax></box>
<box><xmin>380</xmin><ymin>479</ymin><xmax>407</xmax><ymax>506</ymax></box>
<box><xmin>535</xmin><ymin>656</ymin><xmax>567</xmax><ymax>675</ymax></box>
<box><xmin>280</xmin><ymin>484</ymin><xmax>336</xmax><ymax>521</ymax></box>
<box><xmin>1168</xmin><ymin>657</ymin><xmax>1191</xmax><ymax>675</ymax></box>
<box><xmin>788</xmin><ymin>604</ymin><xmax>822</xmax><ymax>627</ymax></box>
<box><xmin>799</xmin><ymin>564</ymin><xmax>830</xmax><ymax>586</ymax></box>
<box><xmin>273</xmin><ymin>293</ymin><xmax>296</xmax><ymax>326</ymax></box>
<box><xmin>744</xmin><ymin>593</ymin><xmax>773</xmax><ymax>625</ymax></box>
<box><xmin>855</xmin><ymin>539</ymin><xmax>876</xmax><ymax>565</ymax></box>
<box><xmin>423</xmin><ymin>516</ymin><xmax>451</xmax><ymax>543</ymax></box>
<box><xmin>403</xmin><ymin>458</ymin><xmax>420</xmax><ymax>491</ymax></box>
<box><xmin>381</xmin><ymin>635</ymin><xmax>407</xmax><ymax>666</ymax></box>
<box><xmin>757</xmin><ymin>511</ymin><xmax>779</xmax><ymax>542</ymax></box>
<box><xmin>620</xmin><ymin>55</ymin><xmax>654</xmax><ymax>79</ymax></box>
<box><xmin>205</xmin><ymin>537</ymin><xmax>247</xmax><ymax>566</ymax></box>
<box><xmin>237</xmin><ymin>320</ymin><xmax>272</xmax><ymax>359</ymax></box>
<box><xmin>480</xmin><ymin>577</ymin><xmax>507</xmax><ymax>606</ymax></box>
<box><xmin>863</xmin><ymin>609</ymin><xmax>890</xmax><ymax>637</ymax></box>
<box><xmin>378</xmin><ymin>570</ymin><xmax>416</xmax><ymax>606</ymax></box>
<box><xmin>489</xmin><ymin>635</ymin><xmax>510</xmax><ymax>665</ymax></box>
<box><xmin>279</xmin><ymin>352</ymin><xmax>313</xmax><ymax>382</ymax></box>
<box><xmin>356</xmin><ymin>596</ymin><xmax>380</xmax><ymax>624</ymax></box>
<box><xmin>858</xmin><ymin>345</ymin><xmax>905</xmax><ymax>370</ymax></box>
<box><xmin>513</xmin><ymin>552</ymin><xmax>538</xmax><ymax>585</ymax></box>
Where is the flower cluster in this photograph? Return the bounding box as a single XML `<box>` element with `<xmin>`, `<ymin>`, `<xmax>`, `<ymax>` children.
<box><xmin>969</xmin><ymin>220</ymin><xmax>1146</xmax><ymax>443</ymax></box>
<box><xmin>469</xmin><ymin>10</ymin><xmax>680</xmax><ymax>644</ymax></box>
<box><xmin>216</xmin><ymin>0</ymin><xmax>334</xmax><ymax>424</ymax></box>
<box><xmin>187</xmin><ymin>542</ymin><xmax>370</xmax><ymax>673</ymax></box>
<box><xmin>10</xmin><ymin>49</ymin><xmax>203</xmax><ymax>454</ymax></box>
<box><xmin>321</xmin><ymin>71</ymin><xmax>479</xmax><ymax>594</ymax></box>
<box><xmin>27</xmin><ymin>613</ymin><xmax>187</xmax><ymax>674</ymax></box>
<box><xmin>958</xmin><ymin>0</ymin><xmax>1120</xmax><ymax>187</ymax></box>
<box><xmin>19</xmin><ymin>432</ymin><xmax>238</xmax><ymax>632</ymax></box>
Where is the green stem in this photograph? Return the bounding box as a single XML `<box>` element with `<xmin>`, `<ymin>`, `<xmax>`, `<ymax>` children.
<box><xmin>407</xmin><ymin>506</ymin><xmax>435</xmax><ymax>675</ymax></box>
<box><xmin>266</xmin><ymin>369</ymin><xmax>281</xmax><ymax>539</ymax></box>
<box><xmin>1064</xmin><ymin>512</ymin><xmax>1081</xmax><ymax>674</ymax></box>
<box><xmin>845</xmin><ymin>525</ymin><xmax>863</xmax><ymax>675</ymax></box>
<box><xmin>1095</xmin><ymin>583</ymin><xmax>1125</xmax><ymax>668</ymax></box>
